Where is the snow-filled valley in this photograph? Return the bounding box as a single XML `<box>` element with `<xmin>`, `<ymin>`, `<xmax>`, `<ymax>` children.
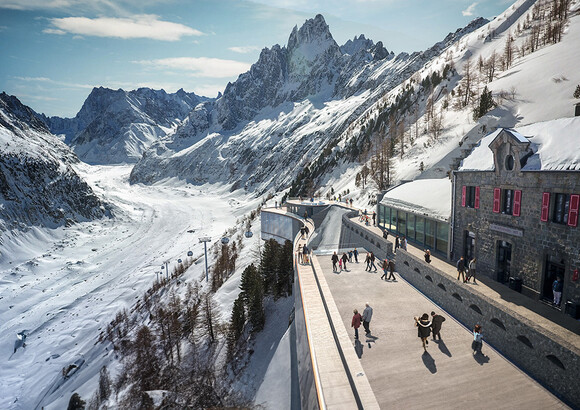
<box><xmin>0</xmin><ymin>164</ymin><xmax>265</xmax><ymax>409</ymax></box>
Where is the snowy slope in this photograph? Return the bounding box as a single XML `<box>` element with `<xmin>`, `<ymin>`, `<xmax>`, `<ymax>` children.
<box><xmin>0</xmin><ymin>164</ymin><xmax>261</xmax><ymax>409</ymax></box>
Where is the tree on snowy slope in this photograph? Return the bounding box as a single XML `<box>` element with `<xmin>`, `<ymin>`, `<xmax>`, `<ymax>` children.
<box><xmin>473</xmin><ymin>86</ymin><xmax>496</xmax><ymax>121</ymax></box>
<box><xmin>123</xmin><ymin>325</ymin><xmax>159</xmax><ymax>408</ymax></box>
<box><xmin>275</xmin><ymin>240</ymin><xmax>294</xmax><ymax>298</ymax></box>
<box><xmin>227</xmin><ymin>295</ymin><xmax>246</xmax><ymax>360</ymax></box>
<box><xmin>260</xmin><ymin>239</ymin><xmax>280</xmax><ymax>295</ymax></box>
<box><xmin>370</xmin><ymin>124</ymin><xmax>394</xmax><ymax>191</ymax></box>
<box><xmin>239</xmin><ymin>264</ymin><xmax>265</xmax><ymax>332</ymax></box>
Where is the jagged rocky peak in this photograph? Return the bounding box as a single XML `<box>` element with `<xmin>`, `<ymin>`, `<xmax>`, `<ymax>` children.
<box><xmin>341</xmin><ymin>34</ymin><xmax>393</xmax><ymax>61</ymax></box>
<box><xmin>0</xmin><ymin>92</ymin><xmax>49</xmax><ymax>134</ymax></box>
<box><xmin>288</xmin><ymin>14</ymin><xmax>336</xmax><ymax>51</ymax></box>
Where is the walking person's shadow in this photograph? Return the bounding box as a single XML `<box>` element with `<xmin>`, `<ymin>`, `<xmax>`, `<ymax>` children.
<box><xmin>422</xmin><ymin>351</ymin><xmax>437</xmax><ymax>374</ymax></box>
<box><xmin>354</xmin><ymin>339</ymin><xmax>363</xmax><ymax>358</ymax></box>
<box><xmin>474</xmin><ymin>351</ymin><xmax>490</xmax><ymax>365</ymax></box>
<box><xmin>436</xmin><ymin>339</ymin><xmax>452</xmax><ymax>357</ymax></box>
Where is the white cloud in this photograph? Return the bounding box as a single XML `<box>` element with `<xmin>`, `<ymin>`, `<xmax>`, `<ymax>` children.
<box><xmin>228</xmin><ymin>45</ymin><xmax>262</xmax><ymax>54</ymax></box>
<box><xmin>134</xmin><ymin>57</ymin><xmax>251</xmax><ymax>78</ymax></box>
<box><xmin>14</xmin><ymin>76</ymin><xmax>95</xmax><ymax>89</ymax></box>
<box><xmin>462</xmin><ymin>2</ymin><xmax>478</xmax><ymax>17</ymax></box>
<box><xmin>44</xmin><ymin>14</ymin><xmax>204</xmax><ymax>41</ymax></box>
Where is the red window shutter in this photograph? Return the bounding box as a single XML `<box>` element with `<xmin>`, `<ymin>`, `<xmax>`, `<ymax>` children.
<box><xmin>474</xmin><ymin>187</ymin><xmax>480</xmax><ymax>209</ymax></box>
<box><xmin>493</xmin><ymin>188</ymin><xmax>501</xmax><ymax>213</ymax></box>
<box><xmin>513</xmin><ymin>190</ymin><xmax>522</xmax><ymax>216</ymax></box>
<box><xmin>461</xmin><ymin>186</ymin><xmax>466</xmax><ymax>207</ymax></box>
<box><xmin>540</xmin><ymin>192</ymin><xmax>550</xmax><ymax>222</ymax></box>
<box><xmin>568</xmin><ymin>194</ymin><xmax>579</xmax><ymax>227</ymax></box>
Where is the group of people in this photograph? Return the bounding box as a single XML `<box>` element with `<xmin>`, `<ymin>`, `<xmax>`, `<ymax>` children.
<box><xmin>456</xmin><ymin>256</ymin><xmax>477</xmax><ymax>283</ymax></box>
<box><xmin>297</xmin><ymin>244</ymin><xmax>310</xmax><ymax>264</ymax></box>
<box><xmin>394</xmin><ymin>235</ymin><xmax>408</xmax><ymax>253</ymax></box>
<box><xmin>351</xmin><ymin>303</ymin><xmax>373</xmax><ymax>339</ymax></box>
<box><xmin>380</xmin><ymin>257</ymin><xmax>396</xmax><ymax>281</ymax></box>
<box><xmin>415</xmin><ymin>312</ymin><xmax>483</xmax><ymax>355</ymax></box>
<box><xmin>331</xmin><ymin>249</ymin><xmax>360</xmax><ymax>272</ymax></box>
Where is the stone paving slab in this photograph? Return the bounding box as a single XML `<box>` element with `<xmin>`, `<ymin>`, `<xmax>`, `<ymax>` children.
<box><xmin>317</xmin><ymin>253</ymin><xmax>569</xmax><ymax>409</ymax></box>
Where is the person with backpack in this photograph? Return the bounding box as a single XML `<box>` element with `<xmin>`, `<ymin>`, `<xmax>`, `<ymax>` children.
<box><xmin>415</xmin><ymin>313</ymin><xmax>432</xmax><ymax>352</ymax></box>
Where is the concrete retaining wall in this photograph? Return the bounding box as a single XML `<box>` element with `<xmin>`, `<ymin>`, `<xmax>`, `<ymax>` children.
<box><xmin>339</xmin><ymin>211</ymin><xmax>393</xmax><ymax>258</ymax></box>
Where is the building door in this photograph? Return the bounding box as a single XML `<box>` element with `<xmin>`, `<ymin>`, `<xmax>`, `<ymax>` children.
<box><xmin>542</xmin><ymin>255</ymin><xmax>565</xmax><ymax>301</ymax></box>
<box><xmin>464</xmin><ymin>231</ymin><xmax>475</xmax><ymax>261</ymax></box>
<box><xmin>496</xmin><ymin>241</ymin><xmax>512</xmax><ymax>283</ymax></box>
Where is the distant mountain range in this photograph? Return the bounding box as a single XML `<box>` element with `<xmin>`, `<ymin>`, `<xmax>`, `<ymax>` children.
<box><xmin>43</xmin><ymin>87</ymin><xmax>208</xmax><ymax>164</ymax></box>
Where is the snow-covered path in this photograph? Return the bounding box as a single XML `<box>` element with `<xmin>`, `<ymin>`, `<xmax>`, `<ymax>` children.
<box><xmin>0</xmin><ymin>165</ymin><xmax>253</xmax><ymax>409</ymax></box>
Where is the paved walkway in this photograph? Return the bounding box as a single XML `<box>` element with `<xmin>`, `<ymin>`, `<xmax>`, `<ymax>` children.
<box><xmin>349</xmin><ymin>216</ymin><xmax>580</xmax><ymax>345</ymax></box>
<box><xmin>316</xmin><ymin>254</ymin><xmax>569</xmax><ymax>409</ymax></box>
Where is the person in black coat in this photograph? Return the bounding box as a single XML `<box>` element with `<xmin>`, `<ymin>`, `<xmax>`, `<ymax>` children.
<box><xmin>415</xmin><ymin>313</ymin><xmax>432</xmax><ymax>351</ymax></box>
<box><xmin>341</xmin><ymin>253</ymin><xmax>349</xmax><ymax>271</ymax></box>
<box><xmin>430</xmin><ymin>311</ymin><xmax>446</xmax><ymax>340</ymax></box>
<box><xmin>331</xmin><ymin>252</ymin><xmax>339</xmax><ymax>272</ymax></box>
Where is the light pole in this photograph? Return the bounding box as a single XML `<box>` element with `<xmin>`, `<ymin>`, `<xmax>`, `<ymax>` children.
<box><xmin>161</xmin><ymin>261</ymin><xmax>169</xmax><ymax>280</ymax></box>
<box><xmin>199</xmin><ymin>236</ymin><xmax>211</xmax><ymax>282</ymax></box>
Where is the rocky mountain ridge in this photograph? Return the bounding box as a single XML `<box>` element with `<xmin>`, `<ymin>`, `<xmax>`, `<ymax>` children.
<box><xmin>128</xmin><ymin>14</ymin><xmax>488</xmax><ymax>192</ymax></box>
<box><xmin>43</xmin><ymin>87</ymin><xmax>208</xmax><ymax>164</ymax></box>
<box><xmin>0</xmin><ymin>92</ymin><xmax>109</xmax><ymax>231</ymax></box>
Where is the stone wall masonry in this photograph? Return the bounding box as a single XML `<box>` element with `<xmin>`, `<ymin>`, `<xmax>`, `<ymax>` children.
<box><xmin>339</xmin><ymin>211</ymin><xmax>393</xmax><ymax>258</ymax></box>
<box><xmin>395</xmin><ymin>249</ymin><xmax>580</xmax><ymax>409</ymax></box>
<box><xmin>453</xmin><ymin>170</ymin><xmax>580</xmax><ymax>305</ymax></box>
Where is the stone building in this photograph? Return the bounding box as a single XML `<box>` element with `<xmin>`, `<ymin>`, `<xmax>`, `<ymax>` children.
<box><xmin>452</xmin><ymin>117</ymin><xmax>580</xmax><ymax>317</ymax></box>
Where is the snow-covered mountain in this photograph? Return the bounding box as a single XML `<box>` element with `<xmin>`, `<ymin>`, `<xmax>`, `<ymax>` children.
<box><xmin>128</xmin><ymin>14</ymin><xmax>487</xmax><ymax>191</ymax></box>
<box><xmin>0</xmin><ymin>92</ymin><xmax>109</xmax><ymax>231</ymax></box>
<box><xmin>43</xmin><ymin>87</ymin><xmax>209</xmax><ymax>164</ymax></box>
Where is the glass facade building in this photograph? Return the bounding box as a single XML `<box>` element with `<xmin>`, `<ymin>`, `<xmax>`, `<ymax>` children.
<box><xmin>378</xmin><ymin>204</ymin><xmax>450</xmax><ymax>257</ymax></box>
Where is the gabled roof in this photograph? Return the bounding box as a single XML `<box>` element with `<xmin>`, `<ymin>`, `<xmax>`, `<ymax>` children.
<box><xmin>459</xmin><ymin>117</ymin><xmax>580</xmax><ymax>171</ymax></box>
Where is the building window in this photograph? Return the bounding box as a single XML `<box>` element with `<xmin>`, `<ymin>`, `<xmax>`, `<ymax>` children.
<box><xmin>494</xmin><ymin>188</ymin><xmax>521</xmax><ymax>216</ymax></box>
<box><xmin>552</xmin><ymin>193</ymin><xmax>579</xmax><ymax>226</ymax></box>
<box><xmin>505</xmin><ymin>154</ymin><xmax>515</xmax><ymax>171</ymax></box>
<box><xmin>462</xmin><ymin>186</ymin><xmax>479</xmax><ymax>209</ymax></box>
<box><xmin>553</xmin><ymin>193</ymin><xmax>570</xmax><ymax>224</ymax></box>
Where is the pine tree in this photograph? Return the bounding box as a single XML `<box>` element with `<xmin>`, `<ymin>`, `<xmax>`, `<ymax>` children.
<box><xmin>132</xmin><ymin>325</ymin><xmax>160</xmax><ymax>393</ymax></box>
<box><xmin>260</xmin><ymin>239</ymin><xmax>280</xmax><ymax>295</ymax></box>
<box><xmin>473</xmin><ymin>86</ymin><xmax>496</xmax><ymax>120</ymax></box>
<box><xmin>98</xmin><ymin>366</ymin><xmax>112</xmax><ymax>404</ymax></box>
<box><xmin>67</xmin><ymin>393</ymin><xmax>86</xmax><ymax>410</ymax></box>
<box><xmin>227</xmin><ymin>295</ymin><xmax>246</xmax><ymax>358</ymax></box>
<box><xmin>574</xmin><ymin>85</ymin><xmax>580</xmax><ymax>99</ymax></box>
<box><xmin>239</xmin><ymin>264</ymin><xmax>265</xmax><ymax>332</ymax></box>
<box><xmin>275</xmin><ymin>240</ymin><xmax>294</xmax><ymax>298</ymax></box>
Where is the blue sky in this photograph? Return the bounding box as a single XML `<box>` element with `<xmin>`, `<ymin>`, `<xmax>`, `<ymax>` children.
<box><xmin>0</xmin><ymin>0</ymin><xmax>511</xmax><ymax>117</ymax></box>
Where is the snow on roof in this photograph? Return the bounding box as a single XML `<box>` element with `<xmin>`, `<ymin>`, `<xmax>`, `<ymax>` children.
<box><xmin>459</xmin><ymin>116</ymin><xmax>580</xmax><ymax>172</ymax></box>
<box><xmin>380</xmin><ymin>178</ymin><xmax>452</xmax><ymax>221</ymax></box>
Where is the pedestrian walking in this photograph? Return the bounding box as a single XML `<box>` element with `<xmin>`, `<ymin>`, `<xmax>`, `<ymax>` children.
<box><xmin>352</xmin><ymin>309</ymin><xmax>363</xmax><ymax>339</ymax></box>
<box><xmin>331</xmin><ymin>252</ymin><xmax>339</xmax><ymax>272</ymax></box>
<box><xmin>302</xmin><ymin>245</ymin><xmax>309</xmax><ymax>264</ymax></box>
<box><xmin>369</xmin><ymin>252</ymin><xmax>377</xmax><ymax>272</ymax></box>
<box><xmin>339</xmin><ymin>257</ymin><xmax>343</xmax><ymax>270</ymax></box>
<box><xmin>381</xmin><ymin>258</ymin><xmax>389</xmax><ymax>280</ymax></box>
<box><xmin>472</xmin><ymin>324</ymin><xmax>483</xmax><ymax>355</ymax></box>
<box><xmin>383</xmin><ymin>230</ymin><xmax>388</xmax><ymax>239</ymax></box>
<box><xmin>401</xmin><ymin>236</ymin><xmax>407</xmax><ymax>251</ymax></box>
<box><xmin>430</xmin><ymin>311</ymin><xmax>446</xmax><ymax>340</ymax></box>
<box><xmin>424</xmin><ymin>249</ymin><xmax>431</xmax><ymax>263</ymax></box>
<box><xmin>372</xmin><ymin>211</ymin><xmax>376</xmax><ymax>226</ymax></box>
<box><xmin>348</xmin><ymin>250</ymin><xmax>353</xmax><ymax>262</ymax></box>
<box><xmin>341</xmin><ymin>253</ymin><xmax>348</xmax><ymax>271</ymax></box>
<box><xmin>387</xmin><ymin>258</ymin><xmax>396</xmax><ymax>280</ymax></box>
<box><xmin>415</xmin><ymin>313</ymin><xmax>432</xmax><ymax>351</ymax></box>
<box><xmin>394</xmin><ymin>235</ymin><xmax>400</xmax><ymax>253</ymax></box>
<box><xmin>466</xmin><ymin>257</ymin><xmax>477</xmax><ymax>283</ymax></box>
<box><xmin>362</xmin><ymin>303</ymin><xmax>373</xmax><ymax>335</ymax></box>
<box><xmin>365</xmin><ymin>252</ymin><xmax>371</xmax><ymax>271</ymax></box>
<box><xmin>353</xmin><ymin>248</ymin><xmax>359</xmax><ymax>263</ymax></box>
<box><xmin>298</xmin><ymin>244</ymin><xmax>303</xmax><ymax>263</ymax></box>
<box><xmin>456</xmin><ymin>256</ymin><xmax>466</xmax><ymax>282</ymax></box>
<box><xmin>350</xmin><ymin>198</ymin><xmax>353</xmax><ymax>207</ymax></box>
<box><xmin>552</xmin><ymin>276</ymin><xmax>563</xmax><ymax>307</ymax></box>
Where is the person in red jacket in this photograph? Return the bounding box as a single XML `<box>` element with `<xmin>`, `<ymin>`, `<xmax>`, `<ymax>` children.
<box><xmin>352</xmin><ymin>309</ymin><xmax>363</xmax><ymax>340</ymax></box>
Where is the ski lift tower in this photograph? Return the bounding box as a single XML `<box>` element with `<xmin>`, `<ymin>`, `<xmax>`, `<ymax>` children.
<box><xmin>199</xmin><ymin>236</ymin><xmax>211</xmax><ymax>282</ymax></box>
